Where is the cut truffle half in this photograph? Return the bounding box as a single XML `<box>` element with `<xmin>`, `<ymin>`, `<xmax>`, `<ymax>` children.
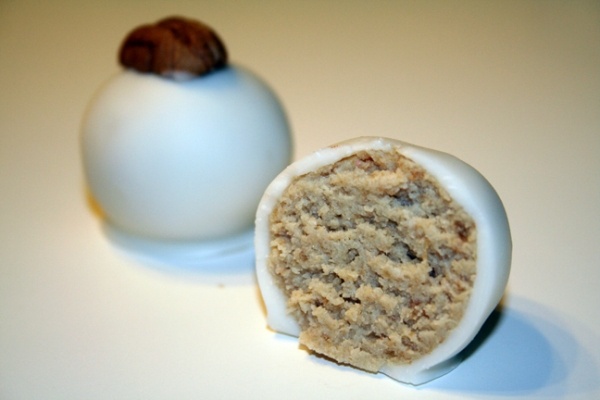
<box><xmin>255</xmin><ymin>137</ymin><xmax>511</xmax><ymax>385</ymax></box>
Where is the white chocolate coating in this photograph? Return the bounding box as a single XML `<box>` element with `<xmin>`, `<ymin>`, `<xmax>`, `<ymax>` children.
<box><xmin>255</xmin><ymin>137</ymin><xmax>511</xmax><ymax>385</ymax></box>
<box><xmin>82</xmin><ymin>65</ymin><xmax>292</xmax><ymax>242</ymax></box>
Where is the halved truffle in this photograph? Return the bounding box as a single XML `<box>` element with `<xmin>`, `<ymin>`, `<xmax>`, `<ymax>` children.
<box><xmin>255</xmin><ymin>137</ymin><xmax>511</xmax><ymax>385</ymax></box>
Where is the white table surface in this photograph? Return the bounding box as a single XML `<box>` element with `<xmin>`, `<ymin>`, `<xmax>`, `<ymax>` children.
<box><xmin>1</xmin><ymin>1</ymin><xmax>599</xmax><ymax>399</ymax></box>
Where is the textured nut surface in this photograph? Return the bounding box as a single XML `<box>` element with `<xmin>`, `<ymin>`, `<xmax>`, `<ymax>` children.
<box><xmin>119</xmin><ymin>16</ymin><xmax>227</xmax><ymax>79</ymax></box>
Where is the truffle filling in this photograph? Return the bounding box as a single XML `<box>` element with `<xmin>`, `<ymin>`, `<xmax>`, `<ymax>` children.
<box><xmin>268</xmin><ymin>149</ymin><xmax>477</xmax><ymax>372</ymax></box>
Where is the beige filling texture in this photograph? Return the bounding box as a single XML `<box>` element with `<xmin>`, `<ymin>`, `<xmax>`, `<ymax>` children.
<box><xmin>268</xmin><ymin>149</ymin><xmax>476</xmax><ymax>372</ymax></box>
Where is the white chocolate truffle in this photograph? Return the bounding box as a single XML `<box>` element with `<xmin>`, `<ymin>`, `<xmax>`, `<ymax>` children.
<box><xmin>82</xmin><ymin>65</ymin><xmax>292</xmax><ymax>241</ymax></box>
<box><xmin>255</xmin><ymin>137</ymin><xmax>511</xmax><ymax>385</ymax></box>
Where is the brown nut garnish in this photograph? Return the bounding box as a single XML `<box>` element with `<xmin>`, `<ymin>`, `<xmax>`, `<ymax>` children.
<box><xmin>119</xmin><ymin>16</ymin><xmax>228</xmax><ymax>80</ymax></box>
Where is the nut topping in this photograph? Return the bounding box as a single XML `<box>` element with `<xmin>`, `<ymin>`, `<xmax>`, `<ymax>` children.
<box><xmin>119</xmin><ymin>16</ymin><xmax>228</xmax><ymax>80</ymax></box>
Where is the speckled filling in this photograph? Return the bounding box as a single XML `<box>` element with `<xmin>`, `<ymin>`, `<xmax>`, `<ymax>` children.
<box><xmin>268</xmin><ymin>150</ymin><xmax>477</xmax><ymax>372</ymax></box>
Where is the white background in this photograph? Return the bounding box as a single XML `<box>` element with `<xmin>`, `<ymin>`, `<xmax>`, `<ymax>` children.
<box><xmin>1</xmin><ymin>1</ymin><xmax>599</xmax><ymax>399</ymax></box>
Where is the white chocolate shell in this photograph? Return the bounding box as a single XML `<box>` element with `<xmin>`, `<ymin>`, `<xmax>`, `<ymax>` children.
<box><xmin>255</xmin><ymin>137</ymin><xmax>511</xmax><ymax>385</ymax></box>
<box><xmin>82</xmin><ymin>65</ymin><xmax>292</xmax><ymax>242</ymax></box>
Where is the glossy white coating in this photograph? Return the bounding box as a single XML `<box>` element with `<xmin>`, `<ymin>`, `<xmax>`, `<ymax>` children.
<box><xmin>255</xmin><ymin>137</ymin><xmax>511</xmax><ymax>385</ymax></box>
<box><xmin>82</xmin><ymin>65</ymin><xmax>292</xmax><ymax>241</ymax></box>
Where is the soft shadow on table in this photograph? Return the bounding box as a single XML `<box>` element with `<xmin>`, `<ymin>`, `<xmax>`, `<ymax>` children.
<box><xmin>427</xmin><ymin>296</ymin><xmax>600</xmax><ymax>398</ymax></box>
<box><xmin>101</xmin><ymin>222</ymin><xmax>257</xmax><ymax>286</ymax></box>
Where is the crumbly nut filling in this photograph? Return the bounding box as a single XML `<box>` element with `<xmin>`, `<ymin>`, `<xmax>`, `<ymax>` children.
<box><xmin>268</xmin><ymin>150</ymin><xmax>477</xmax><ymax>372</ymax></box>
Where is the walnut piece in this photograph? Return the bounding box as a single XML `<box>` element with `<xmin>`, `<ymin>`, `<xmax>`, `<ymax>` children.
<box><xmin>119</xmin><ymin>16</ymin><xmax>228</xmax><ymax>79</ymax></box>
